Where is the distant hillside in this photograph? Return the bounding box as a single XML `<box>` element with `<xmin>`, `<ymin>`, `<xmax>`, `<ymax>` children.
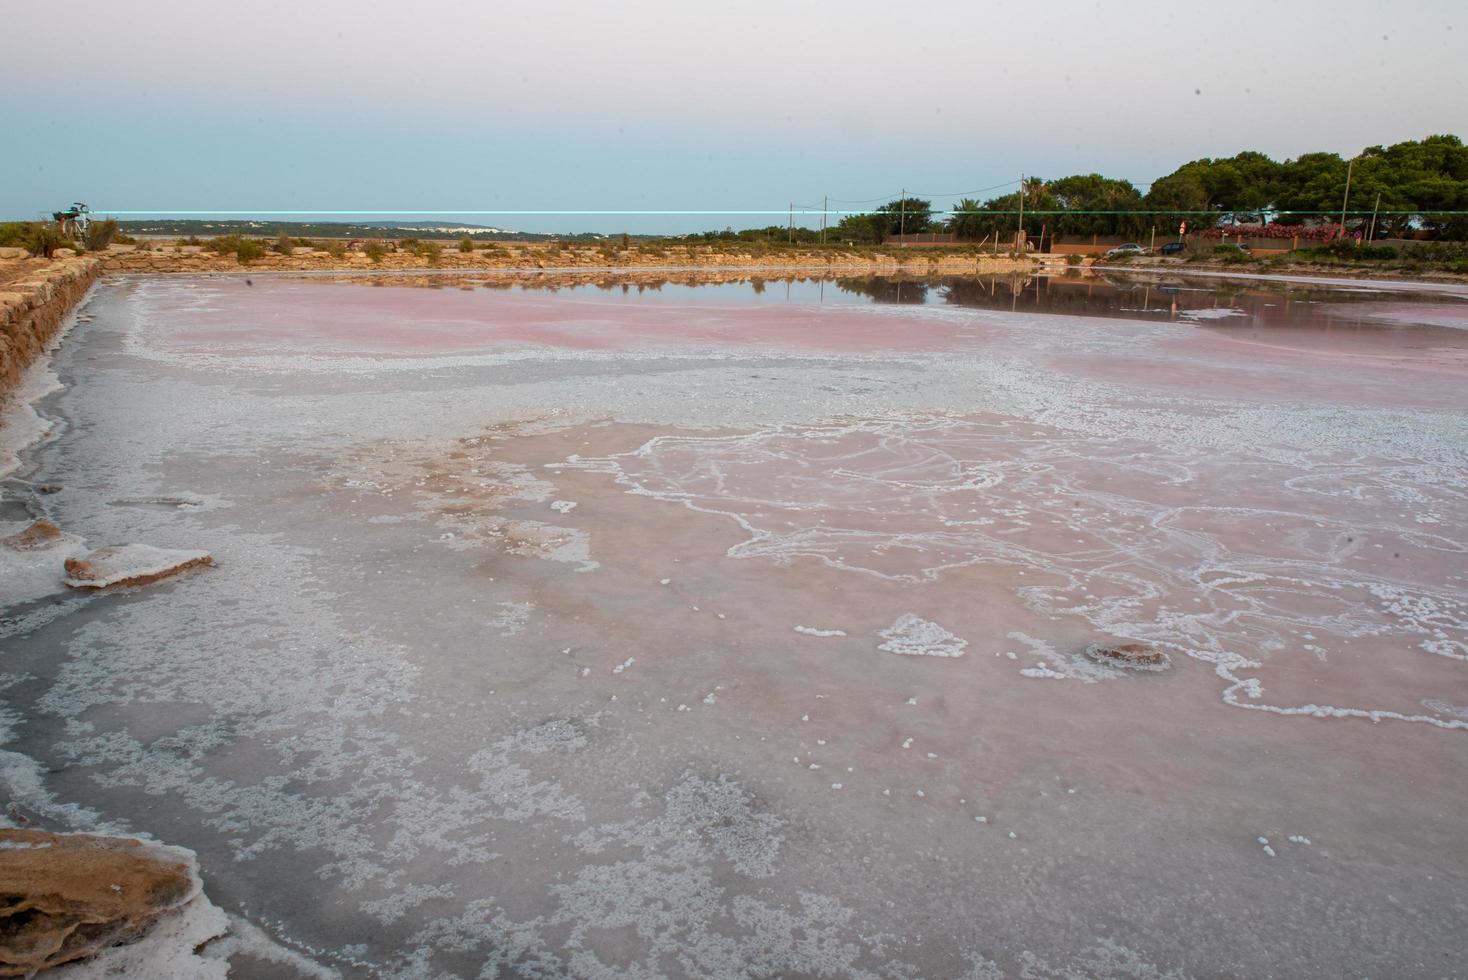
<box><xmin>112</xmin><ymin>219</ymin><xmax>620</xmax><ymax>242</ymax></box>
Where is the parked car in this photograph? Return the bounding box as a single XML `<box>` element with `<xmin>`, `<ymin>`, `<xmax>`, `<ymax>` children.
<box><xmin>1104</xmin><ymin>243</ymin><xmax>1148</xmax><ymax>258</ymax></box>
<box><xmin>1159</xmin><ymin>241</ymin><xmax>1187</xmax><ymax>256</ymax></box>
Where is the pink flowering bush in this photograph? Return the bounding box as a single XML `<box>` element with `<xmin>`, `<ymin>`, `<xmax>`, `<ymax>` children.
<box><xmin>1201</xmin><ymin>223</ymin><xmax>1343</xmax><ymax>241</ymax></box>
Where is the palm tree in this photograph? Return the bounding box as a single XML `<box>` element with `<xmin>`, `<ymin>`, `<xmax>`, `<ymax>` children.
<box><xmin>948</xmin><ymin>198</ymin><xmax>987</xmax><ymax>240</ymax></box>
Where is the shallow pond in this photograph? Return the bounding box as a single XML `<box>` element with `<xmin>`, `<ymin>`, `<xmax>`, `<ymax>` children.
<box><xmin>2</xmin><ymin>270</ymin><xmax>1466</xmax><ymax>978</ymax></box>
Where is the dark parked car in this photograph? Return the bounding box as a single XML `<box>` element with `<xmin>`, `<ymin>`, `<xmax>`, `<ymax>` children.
<box><xmin>1159</xmin><ymin>241</ymin><xmax>1187</xmax><ymax>255</ymax></box>
<box><xmin>1104</xmin><ymin>243</ymin><xmax>1148</xmax><ymax>258</ymax></box>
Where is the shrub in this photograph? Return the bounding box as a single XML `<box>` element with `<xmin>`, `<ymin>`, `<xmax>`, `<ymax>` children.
<box><xmin>235</xmin><ymin>238</ymin><xmax>265</xmax><ymax>263</ymax></box>
<box><xmin>81</xmin><ymin>218</ymin><xmax>118</xmax><ymax>252</ymax></box>
<box><xmin>205</xmin><ymin>235</ymin><xmax>243</xmax><ymax>256</ymax></box>
<box><xmin>424</xmin><ymin>241</ymin><xmax>443</xmax><ymax>265</ymax></box>
<box><xmin>1399</xmin><ymin>242</ymin><xmax>1468</xmax><ymax>263</ymax></box>
<box><xmin>0</xmin><ymin>221</ymin><xmax>71</xmax><ymax>257</ymax></box>
<box><xmin>324</xmin><ymin>240</ymin><xmax>347</xmax><ymax>258</ymax></box>
<box><xmin>1296</xmin><ymin>240</ymin><xmax>1401</xmax><ymax>262</ymax></box>
<box><xmin>459</xmin><ymin>236</ymin><xmax>474</xmax><ymax>252</ymax></box>
<box><xmin>275</xmin><ymin>230</ymin><xmax>294</xmax><ymax>254</ymax></box>
<box><xmin>1212</xmin><ymin>244</ymin><xmax>1255</xmax><ymax>263</ymax></box>
<box><xmin>1065</xmin><ymin>253</ymin><xmax>1082</xmax><ymax>265</ymax></box>
<box><xmin>0</xmin><ymin>222</ymin><xmax>33</xmax><ymax>250</ymax></box>
<box><xmin>202</xmin><ymin>236</ymin><xmax>266</xmax><ymax>262</ymax></box>
<box><xmin>364</xmin><ymin>239</ymin><xmax>386</xmax><ymax>263</ymax></box>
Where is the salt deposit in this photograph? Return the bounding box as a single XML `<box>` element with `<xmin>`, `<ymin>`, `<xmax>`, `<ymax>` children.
<box><xmin>877</xmin><ymin>614</ymin><xmax>968</xmax><ymax>658</ymax></box>
<box><xmin>793</xmin><ymin>625</ymin><xmax>847</xmax><ymax>637</ymax></box>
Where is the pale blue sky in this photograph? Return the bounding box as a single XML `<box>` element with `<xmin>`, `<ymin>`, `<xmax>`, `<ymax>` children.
<box><xmin>4</xmin><ymin>0</ymin><xmax>1464</xmax><ymax>232</ymax></box>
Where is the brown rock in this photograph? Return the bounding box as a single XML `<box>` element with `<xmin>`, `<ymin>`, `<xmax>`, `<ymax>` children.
<box><xmin>0</xmin><ymin>829</ymin><xmax>199</xmax><ymax>976</ymax></box>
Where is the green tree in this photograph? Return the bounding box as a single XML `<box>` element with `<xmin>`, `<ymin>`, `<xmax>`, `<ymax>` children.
<box><xmin>833</xmin><ymin>212</ymin><xmax>885</xmax><ymax>244</ymax></box>
<box><xmin>871</xmin><ymin>197</ymin><xmax>935</xmax><ymax>237</ymax></box>
<box><xmin>947</xmin><ymin>198</ymin><xmax>988</xmax><ymax>240</ymax></box>
<box><xmin>1043</xmin><ymin>174</ymin><xmax>1141</xmax><ymax>235</ymax></box>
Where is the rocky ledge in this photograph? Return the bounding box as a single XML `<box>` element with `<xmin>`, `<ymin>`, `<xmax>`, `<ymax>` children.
<box><xmin>0</xmin><ymin>829</ymin><xmax>202</xmax><ymax>976</ymax></box>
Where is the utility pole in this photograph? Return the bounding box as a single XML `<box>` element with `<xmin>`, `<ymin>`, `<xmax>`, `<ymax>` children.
<box><xmin>821</xmin><ymin>195</ymin><xmax>827</xmax><ymax>246</ymax></box>
<box><xmin>1339</xmin><ymin>158</ymin><xmax>1354</xmax><ymax>240</ymax></box>
<box><xmin>1016</xmin><ymin>174</ymin><xmax>1025</xmax><ymax>252</ymax></box>
<box><xmin>899</xmin><ymin>188</ymin><xmax>906</xmax><ymax>246</ymax></box>
<box><xmin>1368</xmin><ymin>190</ymin><xmax>1382</xmax><ymax>242</ymax></box>
<box><xmin>788</xmin><ymin>202</ymin><xmax>793</xmax><ymax>244</ymax></box>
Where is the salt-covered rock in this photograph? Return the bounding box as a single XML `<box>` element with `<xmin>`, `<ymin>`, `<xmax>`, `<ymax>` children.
<box><xmin>0</xmin><ymin>519</ymin><xmax>65</xmax><ymax>551</ymax></box>
<box><xmin>0</xmin><ymin>520</ymin><xmax>88</xmax><ymax>606</ymax></box>
<box><xmin>1083</xmin><ymin>641</ymin><xmax>1172</xmax><ymax>672</ymax></box>
<box><xmin>0</xmin><ymin>829</ymin><xmax>205</xmax><ymax>976</ymax></box>
<box><xmin>63</xmin><ymin>543</ymin><xmax>213</xmax><ymax>589</ymax></box>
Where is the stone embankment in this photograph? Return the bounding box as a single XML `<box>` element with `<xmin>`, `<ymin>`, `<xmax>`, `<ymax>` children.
<box><xmin>0</xmin><ymin>252</ymin><xmax>102</xmax><ymax>396</ymax></box>
<box><xmin>99</xmin><ymin>241</ymin><xmax>1040</xmax><ymax>276</ymax></box>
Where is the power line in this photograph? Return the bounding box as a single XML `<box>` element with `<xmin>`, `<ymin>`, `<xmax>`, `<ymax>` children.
<box><xmin>824</xmin><ymin>192</ymin><xmax>904</xmax><ymax>205</ymax></box>
<box><xmin>907</xmin><ymin>180</ymin><xmax>1022</xmax><ymax>199</ymax></box>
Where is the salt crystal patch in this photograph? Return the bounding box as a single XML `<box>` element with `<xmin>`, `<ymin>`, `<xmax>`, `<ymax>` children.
<box><xmin>794</xmin><ymin>625</ymin><xmax>847</xmax><ymax>637</ymax></box>
<box><xmin>549</xmin><ymin>500</ymin><xmax>577</xmax><ymax>514</ymax></box>
<box><xmin>877</xmin><ymin>614</ymin><xmax>967</xmax><ymax>658</ymax></box>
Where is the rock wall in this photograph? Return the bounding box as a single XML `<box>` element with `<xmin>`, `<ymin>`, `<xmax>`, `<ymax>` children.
<box><xmin>0</xmin><ymin>255</ymin><xmax>102</xmax><ymax>397</ymax></box>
